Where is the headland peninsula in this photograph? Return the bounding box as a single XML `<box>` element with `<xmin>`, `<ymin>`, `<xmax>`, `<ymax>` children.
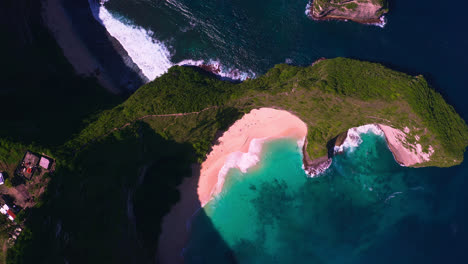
<box><xmin>307</xmin><ymin>0</ymin><xmax>389</xmax><ymax>24</ymax></box>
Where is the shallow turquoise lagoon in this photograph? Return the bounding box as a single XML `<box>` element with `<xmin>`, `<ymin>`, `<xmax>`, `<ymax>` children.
<box><xmin>184</xmin><ymin>132</ymin><xmax>467</xmax><ymax>263</ymax></box>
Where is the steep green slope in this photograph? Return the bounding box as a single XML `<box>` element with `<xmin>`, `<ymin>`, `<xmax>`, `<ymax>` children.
<box><xmin>69</xmin><ymin>58</ymin><xmax>468</xmax><ymax>167</ymax></box>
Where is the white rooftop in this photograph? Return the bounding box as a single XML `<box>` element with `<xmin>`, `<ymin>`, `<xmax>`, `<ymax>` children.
<box><xmin>39</xmin><ymin>157</ymin><xmax>50</xmax><ymax>169</ymax></box>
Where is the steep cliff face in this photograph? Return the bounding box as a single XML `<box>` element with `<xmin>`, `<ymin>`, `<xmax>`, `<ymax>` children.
<box><xmin>308</xmin><ymin>0</ymin><xmax>388</xmax><ymax>24</ymax></box>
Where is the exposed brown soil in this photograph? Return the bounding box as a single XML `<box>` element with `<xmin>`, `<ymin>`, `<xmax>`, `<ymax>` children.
<box><xmin>0</xmin><ymin>167</ymin><xmax>51</xmax><ymax>209</ymax></box>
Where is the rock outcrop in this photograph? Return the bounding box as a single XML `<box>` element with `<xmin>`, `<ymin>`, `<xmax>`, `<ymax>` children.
<box><xmin>307</xmin><ymin>0</ymin><xmax>388</xmax><ymax>24</ymax></box>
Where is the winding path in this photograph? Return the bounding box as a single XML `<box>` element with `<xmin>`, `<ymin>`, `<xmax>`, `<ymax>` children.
<box><xmin>76</xmin><ymin>106</ymin><xmax>218</xmax><ymax>153</ymax></box>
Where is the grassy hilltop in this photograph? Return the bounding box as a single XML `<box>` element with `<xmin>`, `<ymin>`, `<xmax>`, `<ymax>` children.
<box><xmin>3</xmin><ymin>58</ymin><xmax>468</xmax><ymax>263</ymax></box>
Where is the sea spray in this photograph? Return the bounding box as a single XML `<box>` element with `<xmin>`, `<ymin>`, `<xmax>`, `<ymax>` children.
<box><xmin>209</xmin><ymin>137</ymin><xmax>306</xmax><ymax>204</ymax></box>
<box><xmin>88</xmin><ymin>0</ymin><xmax>172</xmax><ymax>80</ymax></box>
<box><xmin>371</xmin><ymin>16</ymin><xmax>387</xmax><ymax>28</ymax></box>
<box><xmin>334</xmin><ymin>124</ymin><xmax>384</xmax><ymax>153</ymax></box>
<box><xmin>214</xmin><ymin>138</ymin><xmax>267</xmax><ymax>198</ymax></box>
<box><xmin>177</xmin><ymin>59</ymin><xmax>256</xmax><ymax>81</ymax></box>
<box><xmin>304</xmin><ymin>124</ymin><xmax>384</xmax><ymax>178</ymax></box>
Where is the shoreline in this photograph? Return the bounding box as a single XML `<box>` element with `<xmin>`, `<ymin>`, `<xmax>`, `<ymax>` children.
<box><xmin>158</xmin><ymin>121</ymin><xmax>435</xmax><ymax>263</ymax></box>
<box><xmin>306</xmin><ymin>1</ymin><xmax>387</xmax><ymax>26</ymax></box>
<box><xmin>377</xmin><ymin>124</ymin><xmax>434</xmax><ymax>166</ymax></box>
<box><xmin>197</xmin><ymin>108</ymin><xmax>308</xmax><ymax>207</ymax></box>
<box><xmin>156</xmin><ymin>165</ymin><xmax>201</xmax><ymax>264</ymax></box>
<box><xmin>309</xmin><ymin>13</ymin><xmax>384</xmax><ymax>25</ymax></box>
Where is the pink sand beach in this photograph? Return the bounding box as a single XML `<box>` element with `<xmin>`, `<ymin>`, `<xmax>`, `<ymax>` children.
<box><xmin>197</xmin><ymin>108</ymin><xmax>308</xmax><ymax>206</ymax></box>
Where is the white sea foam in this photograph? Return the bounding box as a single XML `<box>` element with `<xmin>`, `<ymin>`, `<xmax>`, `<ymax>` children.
<box><xmin>88</xmin><ymin>0</ymin><xmax>255</xmax><ymax>81</ymax></box>
<box><xmin>177</xmin><ymin>59</ymin><xmax>256</xmax><ymax>81</ymax></box>
<box><xmin>214</xmin><ymin>136</ymin><xmax>306</xmax><ymax>196</ymax></box>
<box><xmin>384</xmin><ymin>191</ymin><xmax>403</xmax><ymax>203</ymax></box>
<box><xmin>334</xmin><ymin>124</ymin><xmax>384</xmax><ymax>153</ymax></box>
<box><xmin>371</xmin><ymin>16</ymin><xmax>387</xmax><ymax>28</ymax></box>
<box><xmin>88</xmin><ymin>0</ymin><xmax>173</xmax><ymax>81</ymax></box>
<box><xmin>304</xmin><ymin>2</ymin><xmax>312</xmax><ymax>16</ymax></box>
<box><xmin>214</xmin><ymin>138</ymin><xmax>266</xmax><ymax>196</ymax></box>
<box><xmin>303</xmin><ymin>158</ymin><xmax>332</xmax><ymax>178</ymax></box>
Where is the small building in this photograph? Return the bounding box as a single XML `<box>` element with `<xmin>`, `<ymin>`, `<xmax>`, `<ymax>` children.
<box><xmin>16</xmin><ymin>151</ymin><xmax>40</xmax><ymax>180</ymax></box>
<box><xmin>0</xmin><ymin>204</ymin><xmax>8</xmax><ymax>215</ymax></box>
<box><xmin>7</xmin><ymin>210</ymin><xmax>16</xmax><ymax>221</ymax></box>
<box><xmin>0</xmin><ymin>204</ymin><xmax>15</xmax><ymax>221</ymax></box>
<box><xmin>39</xmin><ymin>157</ymin><xmax>50</xmax><ymax>170</ymax></box>
<box><xmin>0</xmin><ymin>172</ymin><xmax>4</xmax><ymax>185</ymax></box>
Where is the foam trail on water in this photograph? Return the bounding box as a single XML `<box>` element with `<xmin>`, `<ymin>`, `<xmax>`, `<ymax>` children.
<box><xmin>88</xmin><ymin>0</ymin><xmax>173</xmax><ymax>81</ymax></box>
<box><xmin>384</xmin><ymin>191</ymin><xmax>403</xmax><ymax>203</ymax></box>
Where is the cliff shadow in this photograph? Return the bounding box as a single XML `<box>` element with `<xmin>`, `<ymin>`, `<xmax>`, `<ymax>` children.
<box><xmin>0</xmin><ymin>0</ymin><xmax>124</xmax><ymax>146</ymax></box>
<box><xmin>61</xmin><ymin>0</ymin><xmax>147</xmax><ymax>91</ymax></box>
<box><xmin>6</xmin><ymin>121</ymin><xmax>233</xmax><ymax>264</ymax></box>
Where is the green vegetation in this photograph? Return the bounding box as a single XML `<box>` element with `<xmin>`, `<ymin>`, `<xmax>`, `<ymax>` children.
<box><xmin>64</xmin><ymin>58</ymin><xmax>468</xmax><ymax>166</ymax></box>
<box><xmin>345</xmin><ymin>2</ymin><xmax>358</xmax><ymax>10</ymax></box>
<box><xmin>311</xmin><ymin>0</ymin><xmax>389</xmax><ymax>22</ymax></box>
<box><xmin>2</xmin><ymin>57</ymin><xmax>467</xmax><ymax>263</ymax></box>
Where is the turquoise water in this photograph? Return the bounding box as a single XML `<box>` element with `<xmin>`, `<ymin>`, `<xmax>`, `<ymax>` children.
<box><xmin>184</xmin><ymin>133</ymin><xmax>467</xmax><ymax>263</ymax></box>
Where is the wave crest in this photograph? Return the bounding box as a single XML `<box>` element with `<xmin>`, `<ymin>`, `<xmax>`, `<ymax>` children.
<box><xmin>89</xmin><ymin>0</ymin><xmax>255</xmax><ymax>81</ymax></box>
<box><xmin>334</xmin><ymin>124</ymin><xmax>384</xmax><ymax>153</ymax></box>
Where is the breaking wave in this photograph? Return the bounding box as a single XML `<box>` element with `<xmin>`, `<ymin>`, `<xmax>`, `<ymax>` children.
<box><xmin>88</xmin><ymin>0</ymin><xmax>172</xmax><ymax>81</ymax></box>
<box><xmin>334</xmin><ymin>124</ymin><xmax>384</xmax><ymax>153</ymax></box>
<box><xmin>88</xmin><ymin>0</ymin><xmax>254</xmax><ymax>81</ymax></box>
<box><xmin>177</xmin><ymin>60</ymin><xmax>256</xmax><ymax>81</ymax></box>
<box><xmin>371</xmin><ymin>16</ymin><xmax>387</xmax><ymax>28</ymax></box>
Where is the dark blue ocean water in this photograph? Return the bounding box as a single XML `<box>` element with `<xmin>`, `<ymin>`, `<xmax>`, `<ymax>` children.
<box><xmin>94</xmin><ymin>0</ymin><xmax>468</xmax><ymax>262</ymax></box>
<box><xmin>101</xmin><ymin>0</ymin><xmax>468</xmax><ymax>111</ymax></box>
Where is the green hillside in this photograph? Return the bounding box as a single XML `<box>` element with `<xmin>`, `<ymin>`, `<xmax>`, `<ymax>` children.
<box><xmin>3</xmin><ymin>58</ymin><xmax>468</xmax><ymax>263</ymax></box>
<box><xmin>69</xmin><ymin>58</ymin><xmax>468</xmax><ymax>166</ymax></box>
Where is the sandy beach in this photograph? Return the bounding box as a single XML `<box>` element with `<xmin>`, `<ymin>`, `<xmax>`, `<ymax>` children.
<box><xmin>378</xmin><ymin>124</ymin><xmax>434</xmax><ymax>166</ymax></box>
<box><xmin>157</xmin><ymin>165</ymin><xmax>201</xmax><ymax>264</ymax></box>
<box><xmin>197</xmin><ymin>108</ymin><xmax>308</xmax><ymax>206</ymax></box>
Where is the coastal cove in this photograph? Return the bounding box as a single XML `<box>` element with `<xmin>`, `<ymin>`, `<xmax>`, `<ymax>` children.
<box><xmin>157</xmin><ymin>109</ymin><xmax>449</xmax><ymax>262</ymax></box>
<box><xmin>197</xmin><ymin>108</ymin><xmax>437</xmax><ymax>207</ymax></box>
<box><xmin>184</xmin><ymin>132</ymin><xmax>468</xmax><ymax>263</ymax></box>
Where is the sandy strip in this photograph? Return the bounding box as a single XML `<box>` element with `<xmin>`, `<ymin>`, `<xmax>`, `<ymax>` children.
<box><xmin>197</xmin><ymin>108</ymin><xmax>308</xmax><ymax>206</ymax></box>
<box><xmin>157</xmin><ymin>165</ymin><xmax>201</xmax><ymax>264</ymax></box>
<box><xmin>41</xmin><ymin>0</ymin><xmax>118</xmax><ymax>93</ymax></box>
<box><xmin>378</xmin><ymin>124</ymin><xmax>434</xmax><ymax>166</ymax></box>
